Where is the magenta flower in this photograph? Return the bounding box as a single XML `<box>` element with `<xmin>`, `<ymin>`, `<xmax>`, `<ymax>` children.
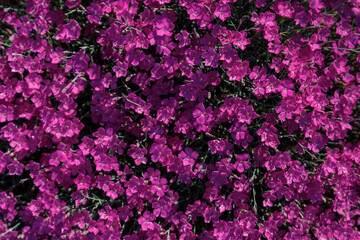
<box><xmin>200</xmin><ymin>34</ymin><xmax>217</xmax><ymax>50</ymax></box>
<box><xmin>0</xmin><ymin>104</ymin><xmax>14</xmax><ymax>122</ymax></box>
<box><xmin>229</xmin><ymin>122</ymin><xmax>253</xmax><ymax>148</ymax></box>
<box><xmin>30</xmin><ymin>35</ymin><xmax>47</xmax><ymax>53</ymax></box>
<box><xmin>25</xmin><ymin>73</ymin><xmax>42</xmax><ymax>90</ymax></box>
<box><xmin>202</xmin><ymin>48</ymin><xmax>220</xmax><ymax>68</ymax></box>
<box><xmin>234</xmin><ymin>154</ymin><xmax>251</xmax><ymax>173</ymax></box>
<box><xmin>257</xmin><ymin>122</ymin><xmax>280</xmax><ymax>149</ymax></box>
<box><xmin>113</xmin><ymin>61</ymin><xmax>128</xmax><ymax>78</ymax></box>
<box><xmin>7</xmin><ymin>160</ymin><xmax>24</xmax><ymax>176</ymax></box>
<box><xmin>74</xmin><ymin>173</ymin><xmax>92</xmax><ymax>191</ymax></box>
<box><xmin>191</xmin><ymin>70</ymin><xmax>207</xmax><ymax>89</ymax></box>
<box><xmin>94</xmin><ymin>154</ymin><xmax>118</xmax><ymax>172</ymax></box>
<box><xmin>213</xmin><ymin>2</ymin><xmax>231</xmax><ymax>21</ymax></box>
<box><xmin>150</xmin><ymin>177</ymin><xmax>169</xmax><ymax>197</ymax></box>
<box><xmin>210</xmin><ymin>170</ymin><xmax>228</xmax><ymax>187</ymax></box>
<box><xmin>128</xmin><ymin>145</ymin><xmax>148</xmax><ymax>166</ymax></box>
<box><xmin>155</xmin><ymin>36</ymin><xmax>175</xmax><ymax>56</ymax></box>
<box><xmin>227</xmin><ymin>60</ymin><xmax>251</xmax><ymax>82</ymax></box>
<box><xmin>65</xmin><ymin>0</ymin><xmax>81</xmax><ymax>9</ymax></box>
<box><xmin>175</xmin><ymin>30</ymin><xmax>191</xmax><ymax>47</ymax></box>
<box><xmin>55</xmin><ymin>19</ymin><xmax>81</xmax><ymax>43</ymax></box>
<box><xmin>148</xmin><ymin>125</ymin><xmax>164</xmax><ymax>140</ymax></box>
<box><xmin>49</xmin><ymin>150</ymin><xmax>67</xmax><ymax>166</ymax></box>
<box><xmin>154</xmin><ymin>14</ymin><xmax>175</xmax><ymax>37</ymax></box>
<box><xmin>138</xmin><ymin>211</ymin><xmax>156</xmax><ymax>231</ymax></box>
<box><xmin>232</xmin><ymin>30</ymin><xmax>251</xmax><ymax>50</ymax></box>
<box><xmin>152</xmin><ymin>199</ymin><xmax>171</xmax><ymax>218</ymax></box>
<box><xmin>87</xmin><ymin>2</ymin><xmax>103</xmax><ymax>24</ymax></box>
<box><xmin>193</xmin><ymin>103</ymin><xmax>212</xmax><ymax>125</ymax></box>
<box><xmin>178</xmin><ymin>147</ymin><xmax>198</xmax><ymax>166</ymax></box>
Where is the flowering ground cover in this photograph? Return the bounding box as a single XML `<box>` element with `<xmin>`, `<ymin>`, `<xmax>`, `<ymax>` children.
<box><xmin>0</xmin><ymin>0</ymin><xmax>360</xmax><ymax>239</ymax></box>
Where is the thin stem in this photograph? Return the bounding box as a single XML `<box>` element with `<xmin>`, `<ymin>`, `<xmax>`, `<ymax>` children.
<box><xmin>0</xmin><ymin>222</ymin><xmax>21</xmax><ymax>238</ymax></box>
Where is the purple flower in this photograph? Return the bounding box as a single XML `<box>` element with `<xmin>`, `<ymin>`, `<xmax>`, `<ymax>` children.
<box><xmin>113</xmin><ymin>61</ymin><xmax>128</xmax><ymax>78</ymax></box>
<box><xmin>65</xmin><ymin>0</ymin><xmax>81</xmax><ymax>9</ymax></box>
<box><xmin>55</xmin><ymin>19</ymin><xmax>81</xmax><ymax>43</ymax></box>
<box><xmin>175</xmin><ymin>30</ymin><xmax>191</xmax><ymax>47</ymax></box>
<box><xmin>227</xmin><ymin>60</ymin><xmax>251</xmax><ymax>82</ymax></box>
<box><xmin>138</xmin><ymin>211</ymin><xmax>156</xmax><ymax>231</ymax></box>
<box><xmin>7</xmin><ymin>160</ymin><xmax>24</xmax><ymax>175</ymax></box>
<box><xmin>202</xmin><ymin>48</ymin><xmax>220</xmax><ymax>68</ymax></box>
<box><xmin>152</xmin><ymin>199</ymin><xmax>171</xmax><ymax>218</ymax></box>
<box><xmin>193</xmin><ymin>103</ymin><xmax>213</xmax><ymax>125</ymax></box>
<box><xmin>154</xmin><ymin>14</ymin><xmax>175</xmax><ymax>37</ymax></box>
<box><xmin>257</xmin><ymin>122</ymin><xmax>280</xmax><ymax>149</ymax></box>
<box><xmin>74</xmin><ymin>173</ymin><xmax>92</xmax><ymax>191</ymax></box>
<box><xmin>30</xmin><ymin>35</ymin><xmax>47</xmax><ymax>53</ymax></box>
<box><xmin>148</xmin><ymin>125</ymin><xmax>164</xmax><ymax>140</ymax></box>
<box><xmin>178</xmin><ymin>147</ymin><xmax>198</xmax><ymax>166</ymax></box>
<box><xmin>87</xmin><ymin>2</ymin><xmax>103</xmax><ymax>23</ymax></box>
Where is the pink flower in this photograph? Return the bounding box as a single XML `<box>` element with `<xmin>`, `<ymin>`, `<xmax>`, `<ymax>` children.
<box><xmin>152</xmin><ymin>199</ymin><xmax>171</xmax><ymax>218</ymax></box>
<box><xmin>7</xmin><ymin>160</ymin><xmax>24</xmax><ymax>175</ymax></box>
<box><xmin>48</xmin><ymin>47</ymin><xmax>65</xmax><ymax>64</ymax></box>
<box><xmin>113</xmin><ymin>61</ymin><xmax>128</xmax><ymax>78</ymax></box>
<box><xmin>234</xmin><ymin>154</ymin><xmax>251</xmax><ymax>173</ymax></box>
<box><xmin>155</xmin><ymin>36</ymin><xmax>175</xmax><ymax>56</ymax></box>
<box><xmin>30</xmin><ymin>35</ymin><xmax>47</xmax><ymax>53</ymax></box>
<box><xmin>49</xmin><ymin>150</ymin><xmax>67</xmax><ymax>166</ymax></box>
<box><xmin>0</xmin><ymin>104</ymin><xmax>14</xmax><ymax>122</ymax></box>
<box><xmin>150</xmin><ymin>177</ymin><xmax>169</xmax><ymax>197</ymax></box>
<box><xmin>55</xmin><ymin>19</ymin><xmax>81</xmax><ymax>43</ymax></box>
<box><xmin>228</xmin><ymin>60</ymin><xmax>251</xmax><ymax>82</ymax></box>
<box><xmin>128</xmin><ymin>144</ymin><xmax>148</xmax><ymax>166</ymax></box>
<box><xmin>0</xmin><ymin>151</ymin><xmax>11</xmax><ymax>174</ymax></box>
<box><xmin>213</xmin><ymin>2</ymin><xmax>231</xmax><ymax>21</ymax></box>
<box><xmin>193</xmin><ymin>103</ymin><xmax>212</xmax><ymax>125</ymax></box>
<box><xmin>65</xmin><ymin>0</ymin><xmax>81</xmax><ymax>9</ymax></box>
<box><xmin>125</xmin><ymin>49</ymin><xmax>144</xmax><ymax>67</ymax></box>
<box><xmin>138</xmin><ymin>211</ymin><xmax>156</xmax><ymax>231</ymax></box>
<box><xmin>309</xmin><ymin>132</ymin><xmax>327</xmax><ymax>153</ymax></box>
<box><xmin>175</xmin><ymin>30</ymin><xmax>191</xmax><ymax>47</ymax></box>
<box><xmin>210</xmin><ymin>170</ymin><xmax>228</xmax><ymax>187</ymax></box>
<box><xmin>202</xmin><ymin>48</ymin><xmax>220</xmax><ymax>68</ymax></box>
<box><xmin>94</xmin><ymin>153</ymin><xmax>118</xmax><ymax>172</ymax></box>
<box><xmin>232</xmin><ymin>31</ymin><xmax>251</xmax><ymax>50</ymax></box>
<box><xmin>71</xmin><ymin>51</ymin><xmax>90</xmax><ymax>73</ymax></box>
<box><xmin>271</xmin><ymin>1</ymin><xmax>294</xmax><ymax>18</ymax></box>
<box><xmin>154</xmin><ymin>14</ymin><xmax>175</xmax><ymax>37</ymax></box>
<box><xmin>257</xmin><ymin>122</ymin><xmax>280</xmax><ymax>149</ymax></box>
<box><xmin>208</xmin><ymin>139</ymin><xmax>233</xmax><ymax>155</ymax></box>
<box><xmin>74</xmin><ymin>173</ymin><xmax>92</xmax><ymax>190</ymax></box>
<box><xmin>87</xmin><ymin>2</ymin><xmax>103</xmax><ymax>24</ymax></box>
<box><xmin>148</xmin><ymin>125</ymin><xmax>164</xmax><ymax>140</ymax></box>
<box><xmin>178</xmin><ymin>147</ymin><xmax>198</xmax><ymax>166</ymax></box>
<box><xmin>191</xmin><ymin>70</ymin><xmax>207</xmax><ymax>89</ymax></box>
<box><xmin>25</xmin><ymin>73</ymin><xmax>42</xmax><ymax>90</ymax></box>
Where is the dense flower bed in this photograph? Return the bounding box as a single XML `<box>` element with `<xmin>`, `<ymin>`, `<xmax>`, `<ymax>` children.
<box><xmin>0</xmin><ymin>0</ymin><xmax>360</xmax><ymax>239</ymax></box>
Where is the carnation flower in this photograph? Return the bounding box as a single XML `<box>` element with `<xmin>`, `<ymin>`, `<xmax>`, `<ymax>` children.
<box><xmin>175</xmin><ymin>30</ymin><xmax>191</xmax><ymax>48</ymax></box>
<box><xmin>202</xmin><ymin>48</ymin><xmax>220</xmax><ymax>68</ymax></box>
<box><xmin>193</xmin><ymin>103</ymin><xmax>213</xmax><ymax>125</ymax></box>
<box><xmin>30</xmin><ymin>35</ymin><xmax>47</xmax><ymax>53</ymax></box>
<box><xmin>154</xmin><ymin>14</ymin><xmax>175</xmax><ymax>37</ymax></box>
<box><xmin>87</xmin><ymin>2</ymin><xmax>103</xmax><ymax>24</ymax></box>
<box><xmin>74</xmin><ymin>173</ymin><xmax>92</xmax><ymax>191</ymax></box>
<box><xmin>257</xmin><ymin>122</ymin><xmax>280</xmax><ymax>149</ymax></box>
<box><xmin>65</xmin><ymin>0</ymin><xmax>81</xmax><ymax>9</ymax></box>
<box><xmin>178</xmin><ymin>147</ymin><xmax>198</xmax><ymax>166</ymax></box>
<box><xmin>55</xmin><ymin>19</ymin><xmax>81</xmax><ymax>43</ymax></box>
<box><xmin>138</xmin><ymin>211</ymin><xmax>156</xmax><ymax>231</ymax></box>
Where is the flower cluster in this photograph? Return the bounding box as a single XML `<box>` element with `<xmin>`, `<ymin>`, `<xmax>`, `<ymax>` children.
<box><xmin>0</xmin><ymin>0</ymin><xmax>360</xmax><ymax>239</ymax></box>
